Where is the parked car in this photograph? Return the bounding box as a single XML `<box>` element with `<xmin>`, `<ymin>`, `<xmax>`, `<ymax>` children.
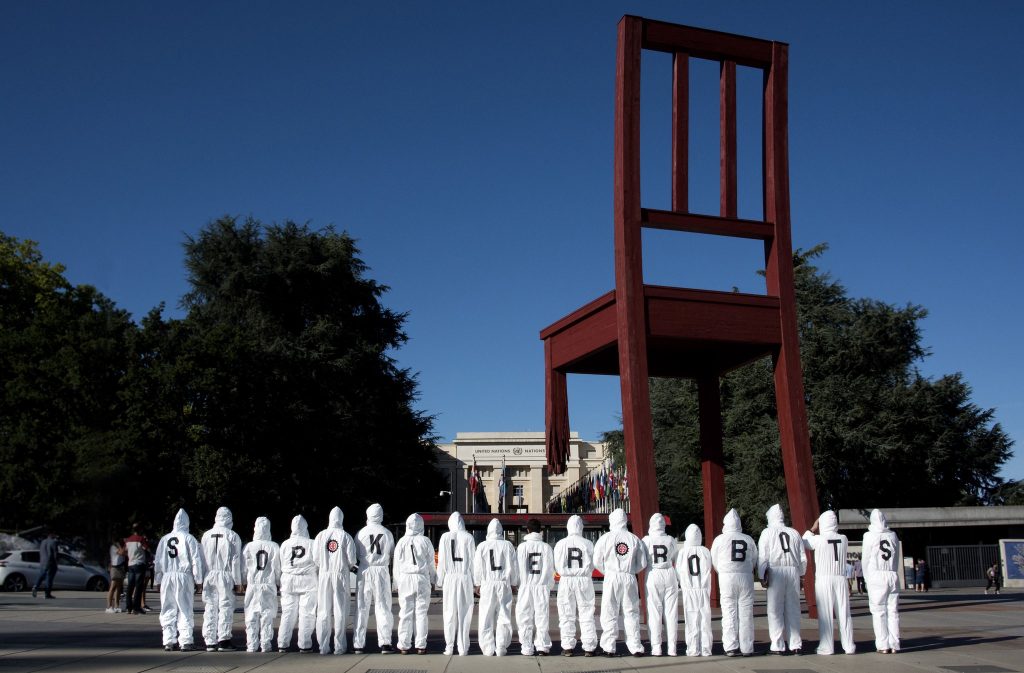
<box><xmin>0</xmin><ymin>550</ymin><xmax>110</xmax><ymax>592</ymax></box>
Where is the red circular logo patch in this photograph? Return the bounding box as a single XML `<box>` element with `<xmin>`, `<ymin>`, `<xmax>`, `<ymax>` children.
<box><xmin>615</xmin><ymin>542</ymin><xmax>629</xmax><ymax>556</ymax></box>
<box><xmin>327</xmin><ymin>539</ymin><xmax>339</xmax><ymax>553</ymax></box>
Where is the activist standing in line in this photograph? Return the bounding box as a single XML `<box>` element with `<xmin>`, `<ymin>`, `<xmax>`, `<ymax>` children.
<box><xmin>862</xmin><ymin>509</ymin><xmax>901</xmax><ymax>654</ymax></box>
<box><xmin>200</xmin><ymin>506</ymin><xmax>244</xmax><ymax>651</ymax></box>
<box><xmin>473</xmin><ymin>518</ymin><xmax>519</xmax><ymax>656</ymax></box>
<box><xmin>277</xmin><ymin>515</ymin><xmax>318</xmax><ymax>653</ymax></box>
<box><xmin>242</xmin><ymin>516</ymin><xmax>281</xmax><ymax>653</ymax></box>
<box><xmin>593</xmin><ymin>508</ymin><xmax>649</xmax><ymax>657</ymax></box>
<box><xmin>676</xmin><ymin>523</ymin><xmax>713</xmax><ymax>657</ymax></box>
<box><xmin>436</xmin><ymin>511</ymin><xmax>477</xmax><ymax>656</ymax></box>
<box><xmin>642</xmin><ymin>513</ymin><xmax>679</xmax><ymax>656</ymax></box>
<box><xmin>710</xmin><ymin>509</ymin><xmax>758</xmax><ymax>657</ymax></box>
<box><xmin>757</xmin><ymin>503</ymin><xmax>807</xmax><ymax>655</ymax></box>
<box><xmin>803</xmin><ymin>511</ymin><xmax>856</xmax><ymax>655</ymax></box>
<box><xmin>552</xmin><ymin>514</ymin><xmax>598</xmax><ymax>657</ymax></box>
<box><xmin>313</xmin><ymin>507</ymin><xmax>358</xmax><ymax>655</ymax></box>
<box><xmin>515</xmin><ymin>518</ymin><xmax>555</xmax><ymax>656</ymax></box>
<box><xmin>393</xmin><ymin>513</ymin><xmax>436</xmax><ymax>655</ymax></box>
<box><xmin>353</xmin><ymin>503</ymin><xmax>396</xmax><ymax>654</ymax></box>
<box><xmin>154</xmin><ymin>509</ymin><xmax>204</xmax><ymax>652</ymax></box>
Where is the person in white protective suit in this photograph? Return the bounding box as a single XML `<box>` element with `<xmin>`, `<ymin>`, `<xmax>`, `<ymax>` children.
<box><xmin>515</xmin><ymin>518</ymin><xmax>555</xmax><ymax>656</ymax></box>
<box><xmin>277</xmin><ymin>515</ymin><xmax>318</xmax><ymax>653</ymax></box>
<box><xmin>313</xmin><ymin>506</ymin><xmax>358</xmax><ymax>655</ymax></box>
<box><xmin>242</xmin><ymin>516</ymin><xmax>281</xmax><ymax>653</ymax></box>
<box><xmin>436</xmin><ymin>511</ymin><xmax>477</xmax><ymax>656</ymax></box>
<box><xmin>155</xmin><ymin>509</ymin><xmax>205</xmax><ymax>652</ymax></box>
<box><xmin>757</xmin><ymin>503</ymin><xmax>807</xmax><ymax>655</ymax></box>
<box><xmin>552</xmin><ymin>514</ymin><xmax>597</xmax><ymax>657</ymax></box>
<box><xmin>642</xmin><ymin>513</ymin><xmax>678</xmax><ymax>656</ymax></box>
<box><xmin>862</xmin><ymin>509</ymin><xmax>900</xmax><ymax>654</ymax></box>
<box><xmin>354</xmin><ymin>503</ymin><xmax>395</xmax><ymax>654</ymax></box>
<box><xmin>593</xmin><ymin>508</ymin><xmax>649</xmax><ymax>657</ymax></box>
<box><xmin>710</xmin><ymin>508</ymin><xmax>758</xmax><ymax>656</ymax></box>
<box><xmin>675</xmin><ymin>523</ymin><xmax>712</xmax><ymax>657</ymax></box>
<box><xmin>201</xmin><ymin>506</ymin><xmax>244</xmax><ymax>651</ymax></box>
<box><xmin>803</xmin><ymin>510</ymin><xmax>855</xmax><ymax>655</ymax></box>
<box><xmin>473</xmin><ymin>518</ymin><xmax>519</xmax><ymax>656</ymax></box>
<box><xmin>393</xmin><ymin>513</ymin><xmax>436</xmax><ymax>654</ymax></box>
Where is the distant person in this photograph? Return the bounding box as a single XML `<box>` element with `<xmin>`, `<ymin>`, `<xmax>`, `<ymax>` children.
<box><xmin>201</xmin><ymin>507</ymin><xmax>244</xmax><ymax>651</ymax></box>
<box><xmin>676</xmin><ymin>524</ymin><xmax>712</xmax><ymax>657</ymax></box>
<box><xmin>985</xmin><ymin>563</ymin><xmax>1002</xmax><ymax>596</ymax></box>
<box><xmin>124</xmin><ymin>523</ymin><xmax>150</xmax><ymax>614</ymax></box>
<box><xmin>242</xmin><ymin>516</ymin><xmax>281</xmax><ymax>653</ymax></box>
<box><xmin>803</xmin><ymin>511</ymin><xmax>855</xmax><ymax>655</ymax></box>
<box><xmin>862</xmin><ymin>509</ymin><xmax>900</xmax><ymax>654</ymax></box>
<box><xmin>106</xmin><ymin>537</ymin><xmax>127</xmax><ymax>613</ymax></box>
<box><xmin>354</xmin><ymin>504</ymin><xmax>396</xmax><ymax>654</ymax></box>
<box><xmin>393</xmin><ymin>513</ymin><xmax>436</xmax><ymax>655</ymax></box>
<box><xmin>642</xmin><ymin>513</ymin><xmax>678</xmax><ymax>657</ymax></box>
<box><xmin>437</xmin><ymin>511</ymin><xmax>477</xmax><ymax>656</ymax></box>
<box><xmin>593</xmin><ymin>508</ymin><xmax>649</xmax><ymax>657</ymax></box>
<box><xmin>552</xmin><ymin>514</ymin><xmax>597</xmax><ymax>657</ymax></box>
<box><xmin>915</xmin><ymin>559</ymin><xmax>928</xmax><ymax>592</ymax></box>
<box><xmin>757</xmin><ymin>503</ymin><xmax>807</xmax><ymax>655</ymax></box>
<box><xmin>844</xmin><ymin>561</ymin><xmax>854</xmax><ymax>595</ymax></box>
<box><xmin>154</xmin><ymin>509</ymin><xmax>204</xmax><ymax>652</ymax></box>
<box><xmin>515</xmin><ymin>518</ymin><xmax>555</xmax><ymax>656</ymax></box>
<box><xmin>711</xmin><ymin>509</ymin><xmax>758</xmax><ymax>657</ymax></box>
<box><xmin>277</xmin><ymin>515</ymin><xmax>318</xmax><ymax>653</ymax></box>
<box><xmin>854</xmin><ymin>558</ymin><xmax>865</xmax><ymax>595</ymax></box>
<box><xmin>32</xmin><ymin>529</ymin><xmax>59</xmax><ymax>599</ymax></box>
<box><xmin>312</xmin><ymin>507</ymin><xmax>357</xmax><ymax>655</ymax></box>
<box><xmin>474</xmin><ymin>518</ymin><xmax>519</xmax><ymax>656</ymax></box>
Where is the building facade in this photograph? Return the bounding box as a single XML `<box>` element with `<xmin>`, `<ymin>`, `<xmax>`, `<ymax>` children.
<box><xmin>434</xmin><ymin>432</ymin><xmax>606</xmax><ymax>514</ymax></box>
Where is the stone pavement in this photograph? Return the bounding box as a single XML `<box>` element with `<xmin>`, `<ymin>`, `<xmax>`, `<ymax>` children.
<box><xmin>0</xmin><ymin>587</ymin><xmax>1020</xmax><ymax>672</ymax></box>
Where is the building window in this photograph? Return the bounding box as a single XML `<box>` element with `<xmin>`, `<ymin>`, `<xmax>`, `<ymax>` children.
<box><xmin>513</xmin><ymin>485</ymin><xmax>524</xmax><ymax>498</ymax></box>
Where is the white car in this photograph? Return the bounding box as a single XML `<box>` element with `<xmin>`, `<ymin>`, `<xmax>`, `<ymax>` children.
<box><xmin>0</xmin><ymin>550</ymin><xmax>110</xmax><ymax>592</ymax></box>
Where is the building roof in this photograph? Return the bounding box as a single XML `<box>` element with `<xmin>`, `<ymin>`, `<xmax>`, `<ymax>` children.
<box><xmin>838</xmin><ymin>506</ymin><xmax>1024</xmax><ymax>530</ymax></box>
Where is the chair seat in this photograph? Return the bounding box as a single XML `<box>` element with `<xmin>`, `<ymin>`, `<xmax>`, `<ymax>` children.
<box><xmin>540</xmin><ymin>285</ymin><xmax>781</xmax><ymax>378</ymax></box>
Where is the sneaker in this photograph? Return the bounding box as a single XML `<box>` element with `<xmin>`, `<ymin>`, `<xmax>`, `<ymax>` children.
<box><xmin>380</xmin><ymin>644</ymin><xmax>394</xmax><ymax>653</ymax></box>
<box><xmin>105</xmin><ymin>607</ymin><xmax>115</xmax><ymax>614</ymax></box>
<box><xmin>792</xmin><ymin>647</ymin><xmax>802</xmax><ymax>656</ymax></box>
<box><xmin>741</xmin><ymin>651</ymin><xmax>754</xmax><ymax>657</ymax></box>
<box><xmin>206</xmin><ymin>644</ymin><xmax>218</xmax><ymax>652</ymax></box>
<box><xmin>114</xmin><ymin>608</ymin><xmax>122</xmax><ymax>613</ymax></box>
<box><xmin>768</xmin><ymin>649</ymin><xmax>784</xmax><ymax>655</ymax></box>
<box><xmin>399</xmin><ymin>649</ymin><xmax>410</xmax><ymax>655</ymax></box>
<box><xmin>299</xmin><ymin>647</ymin><xmax>314</xmax><ymax>653</ymax></box>
<box><xmin>633</xmin><ymin>651</ymin><xmax>645</xmax><ymax>657</ymax></box>
<box><xmin>562</xmin><ymin>649</ymin><xmax>574</xmax><ymax>657</ymax></box>
<box><xmin>604</xmin><ymin>650</ymin><xmax>617</xmax><ymax>658</ymax></box>
<box><xmin>180</xmin><ymin>643</ymin><xmax>196</xmax><ymax>652</ymax></box>
<box><xmin>444</xmin><ymin>648</ymin><xmax>454</xmax><ymax>656</ymax></box>
<box><xmin>217</xmin><ymin>640</ymin><xmax>236</xmax><ymax>652</ymax></box>
<box><xmin>417</xmin><ymin>648</ymin><xmax>427</xmax><ymax>655</ymax></box>
<box><xmin>538</xmin><ymin>650</ymin><xmax>549</xmax><ymax>656</ymax></box>
<box><xmin>583</xmin><ymin>650</ymin><xmax>595</xmax><ymax>657</ymax></box>
<box><xmin>163</xmin><ymin>644</ymin><xmax>176</xmax><ymax>652</ymax></box>
<box><xmin>725</xmin><ymin>650</ymin><xmax>739</xmax><ymax>657</ymax></box>
<box><xmin>353</xmin><ymin>648</ymin><xmax>364</xmax><ymax>654</ymax></box>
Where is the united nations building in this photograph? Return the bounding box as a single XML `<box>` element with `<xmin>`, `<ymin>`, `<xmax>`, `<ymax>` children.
<box><xmin>434</xmin><ymin>432</ymin><xmax>607</xmax><ymax>514</ymax></box>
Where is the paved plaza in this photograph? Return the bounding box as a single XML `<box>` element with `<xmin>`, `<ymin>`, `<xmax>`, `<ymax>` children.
<box><xmin>0</xmin><ymin>587</ymin><xmax>1020</xmax><ymax>673</ymax></box>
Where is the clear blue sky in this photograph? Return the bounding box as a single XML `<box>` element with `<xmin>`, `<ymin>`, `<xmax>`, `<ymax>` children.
<box><xmin>3</xmin><ymin>1</ymin><xmax>1022</xmax><ymax>480</ymax></box>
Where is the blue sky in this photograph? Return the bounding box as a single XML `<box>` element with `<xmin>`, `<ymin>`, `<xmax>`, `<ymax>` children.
<box><xmin>3</xmin><ymin>1</ymin><xmax>1022</xmax><ymax>480</ymax></box>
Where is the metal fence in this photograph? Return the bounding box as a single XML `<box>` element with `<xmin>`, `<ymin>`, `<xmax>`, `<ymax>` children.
<box><xmin>926</xmin><ymin>544</ymin><xmax>1000</xmax><ymax>588</ymax></box>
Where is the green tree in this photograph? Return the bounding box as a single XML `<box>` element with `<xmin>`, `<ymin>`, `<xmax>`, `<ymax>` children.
<box><xmin>607</xmin><ymin>245</ymin><xmax>1013</xmax><ymax>534</ymax></box>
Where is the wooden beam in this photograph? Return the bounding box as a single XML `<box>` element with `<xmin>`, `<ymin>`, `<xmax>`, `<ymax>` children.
<box><xmin>720</xmin><ymin>60</ymin><xmax>737</xmax><ymax>219</ymax></box>
<box><xmin>672</xmin><ymin>52</ymin><xmax>689</xmax><ymax>213</ymax></box>
<box><xmin>642</xmin><ymin>209</ymin><xmax>774</xmax><ymax>240</ymax></box>
<box><xmin>639</xmin><ymin>17</ymin><xmax>775</xmax><ymax>67</ymax></box>
<box><xmin>698</xmin><ymin>373</ymin><xmax>726</xmax><ymax>608</ymax></box>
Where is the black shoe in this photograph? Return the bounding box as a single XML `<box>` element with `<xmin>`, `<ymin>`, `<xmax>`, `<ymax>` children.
<box><xmin>217</xmin><ymin>640</ymin><xmax>236</xmax><ymax>651</ymax></box>
<box><xmin>380</xmin><ymin>644</ymin><xmax>394</xmax><ymax>653</ymax></box>
<box><xmin>399</xmin><ymin>649</ymin><xmax>410</xmax><ymax>655</ymax></box>
<box><xmin>584</xmin><ymin>650</ymin><xmax>595</xmax><ymax>657</ymax></box>
<box><xmin>32</xmin><ymin>588</ymin><xmax>37</xmax><ymax>598</ymax></box>
<box><xmin>792</xmin><ymin>647</ymin><xmax>802</xmax><ymax>656</ymax></box>
<box><xmin>633</xmin><ymin>651</ymin><xmax>645</xmax><ymax>657</ymax></box>
<box><xmin>768</xmin><ymin>649</ymin><xmax>784</xmax><ymax>655</ymax></box>
<box><xmin>416</xmin><ymin>648</ymin><xmax>427</xmax><ymax>655</ymax></box>
<box><xmin>562</xmin><ymin>649</ymin><xmax>574</xmax><ymax>657</ymax></box>
<box><xmin>537</xmin><ymin>650</ymin><xmax>548</xmax><ymax>656</ymax></box>
<box><xmin>206</xmin><ymin>644</ymin><xmax>218</xmax><ymax>652</ymax></box>
<box><xmin>299</xmin><ymin>647</ymin><xmax>313</xmax><ymax>653</ymax></box>
<box><xmin>163</xmin><ymin>645</ymin><xmax>175</xmax><ymax>652</ymax></box>
<box><xmin>45</xmin><ymin>594</ymin><xmax>55</xmax><ymax>599</ymax></box>
<box><xmin>725</xmin><ymin>650</ymin><xmax>739</xmax><ymax>657</ymax></box>
<box><xmin>180</xmin><ymin>643</ymin><xmax>196</xmax><ymax>652</ymax></box>
<box><xmin>604</xmin><ymin>650</ymin><xmax>617</xmax><ymax>658</ymax></box>
<box><xmin>354</xmin><ymin>648</ymin><xmax>364</xmax><ymax>654</ymax></box>
<box><xmin>741</xmin><ymin>651</ymin><xmax>754</xmax><ymax>657</ymax></box>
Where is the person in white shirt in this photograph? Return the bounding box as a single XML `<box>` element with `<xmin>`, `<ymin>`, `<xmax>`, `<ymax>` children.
<box><xmin>473</xmin><ymin>518</ymin><xmax>519</xmax><ymax>656</ymax></box>
<box><xmin>393</xmin><ymin>513</ymin><xmax>436</xmax><ymax>654</ymax></box>
<box><xmin>242</xmin><ymin>516</ymin><xmax>281</xmax><ymax>653</ymax></box>
<box><xmin>516</xmin><ymin>518</ymin><xmax>555</xmax><ymax>656</ymax></box>
<box><xmin>803</xmin><ymin>510</ymin><xmax>855</xmax><ymax>655</ymax></box>
<box><xmin>642</xmin><ymin>513</ymin><xmax>678</xmax><ymax>656</ymax></box>
<box><xmin>710</xmin><ymin>508</ymin><xmax>758</xmax><ymax>657</ymax></box>
<box><xmin>200</xmin><ymin>506</ymin><xmax>244</xmax><ymax>651</ymax></box>
<box><xmin>757</xmin><ymin>503</ymin><xmax>807</xmax><ymax>655</ymax></box>
<box><xmin>154</xmin><ymin>509</ymin><xmax>204</xmax><ymax>652</ymax></box>
<box><xmin>436</xmin><ymin>511</ymin><xmax>477</xmax><ymax>656</ymax></box>
<box><xmin>277</xmin><ymin>515</ymin><xmax>318</xmax><ymax>653</ymax></box>
<box><xmin>312</xmin><ymin>507</ymin><xmax>358</xmax><ymax>655</ymax></box>
<box><xmin>354</xmin><ymin>503</ymin><xmax>395</xmax><ymax>654</ymax></box>
<box><xmin>593</xmin><ymin>508</ymin><xmax>649</xmax><ymax>657</ymax></box>
<box><xmin>552</xmin><ymin>514</ymin><xmax>597</xmax><ymax>657</ymax></box>
<box><xmin>675</xmin><ymin>523</ymin><xmax>712</xmax><ymax>657</ymax></box>
<box><xmin>862</xmin><ymin>508</ymin><xmax>900</xmax><ymax>653</ymax></box>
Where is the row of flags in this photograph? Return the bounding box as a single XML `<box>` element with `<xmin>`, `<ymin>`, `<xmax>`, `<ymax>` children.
<box><xmin>547</xmin><ymin>456</ymin><xmax>629</xmax><ymax>514</ymax></box>
<box><xmin>468</xmin><ymin>455</ymin><xmax>504</xmax><ymax>512</ymax></box>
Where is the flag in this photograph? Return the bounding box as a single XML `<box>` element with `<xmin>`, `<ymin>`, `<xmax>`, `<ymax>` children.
<box><xmin>468</xmin><ymin>455</ymin><xmax>479</xmax><ymax>495</ymax></box>
<box><xmin>498</xmin><ymin>455</ymin><xmax>507</xmax><ymax>513</ymax></box>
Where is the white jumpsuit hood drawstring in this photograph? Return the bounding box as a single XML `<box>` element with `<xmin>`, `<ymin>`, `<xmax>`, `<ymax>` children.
<box><xmin>758</xmin><ymin>503</ymin><xmax>806</xmax><ymax>654</ymax></box>
<box><xmin>438</xmin><ymin>510</ymin><xmax>476</xmax><ymax>655</ymax></box>
<box><xmin>201</xmin><ymin>505</ymin><xmax>244</xmax><ymax>649</ymax></box>
<box><xmin>643</xmin><ymin>512</ymin><xmax>679</xmax><ymax>656</ymax></box>
<box><xmin>354</xmin><ymin>503</ymin><xmax>395</xmax><ymax>652</ymax></box>
<box><xmin>243</xmin><ymin>516</ymin><xmax>281</xmax><ymax>652</ymax></box>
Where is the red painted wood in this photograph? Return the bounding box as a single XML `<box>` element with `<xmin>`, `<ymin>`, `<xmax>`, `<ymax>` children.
<box><xmin>720</xmin><ymin>60</ymin><xmax>737</xmax><ymax>219</ymax></box>
<box><xmin>640</xmin><ymin>17</ymin><xmax>774</xmax><ymax>66</ymax></box>
<box><xmin>672</xmin><ymin>52</ymin><xmax>689</xmax><ymax>213</ymax></box>
<box><xmin>698</xmin><ymin>374</ymin><xmax>726</xmax><ymax>608</ymax></box>
<box><xmin>642</xmin><ymin>208</ymin><xmax>774</xmax><ymax>240</ymax></box>
<box><xmin>545</xmin><ymin>338</ymin><xmax>570</xmax><ymax>473</ymax></box>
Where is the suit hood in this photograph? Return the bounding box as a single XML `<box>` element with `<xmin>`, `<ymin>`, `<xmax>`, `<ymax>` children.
<box><xmin>683</xmin><ymin>523</ymin><xmax>702</xmax><ymax>546</ymax></box>
<box><xmin>405</xmin><ymin>513</ymin><xmax>424</xmax><ymax>537</ymax></box>
<box><xmin>328</xmin><ymin>506</ymin><xmax>344</xmax><ymax>529</ymax></box>
<box><xmin>649</xmin><ymin>513</ymin><xmax>666</xmax><ymax>535</ymax></box>
<box><xmin>290</xmin><ymin>514</ymin><xmax>309</xmax><ymax>538</ymax></box>
<box><xmin>723</xmin><ymin>508</ymin><xmax>742</xmax><ymax>533</ymax></box>
<box><xmin>869</xmin><ymin>509</ymin><xmax>889</xmax><ymax>533</ymax></box>
<box><xmin>609</xmin><ymin>508</ymin><xmax>628</xmax><ymax>532</ymax></box>
<box><xmin>214</xmin><ymin>506</ymin><xmax>233</xmax><ymax>530</ymax></box>
<box><xmin>766</xmin><ymin>503</ymin><xmax>785</xmax><ymax>528</ymax></box>
<box><xmin>366</xmin><ymin>503</ymin><xmax>384</xmax><ymax>526</ymax></box>
<box><xmin>487</xmin><ymin>518</ymin><xmax>504</xmax><ymax>540</ymax></box>
<box><xmin>448</xmin><ymin>511</ymin><xmax>465</xmax><ymax>533</ymax></box>
<box><xmin>566</xmin><ymin>514</ymin><xmax>583</xmax><ymax>537</ymax></box>
<box><xmin>173</xmin><ymin>508</ymin><xmax>190</xmax><ymax>533</ymax></box>
<box><xmin>819</xmin><ymin>510</ymin><xmax>838</xmax><ymax>534</ymax></box>
<box><xmin>253</xmin><ymin>516</ymin><xmax>272</xmax><ymax>541</ymax></box>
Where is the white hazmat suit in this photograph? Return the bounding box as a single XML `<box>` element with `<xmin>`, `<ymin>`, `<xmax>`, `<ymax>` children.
<box><xmin>436</xmin><ymin>511</ymin><xmax>477</xmax><ymax>656</ymax></box>
<box><xmin>642</xmin><ymin>513</ymin><xmax>678</xmax><ymax>656</ymax></box>
<box><xmin>277</xmin><ymin>515</ymin><xmax>318</xmax><ymax>652</ymax></box>
<box><xmin>242</xmin><ymin>516</ymin><xmax>281</xmax><ymax>653</ymax></box>
<box><xmin>473</xmin><ymin>518</ymin><xmax>519</xmax><ymax>656</ymax></box>
<box><xmin>862</xmin><ymin>509</ymin><xmax>900</xmax><ymax>653</ymax></box>
<box><xmin>757</xmin><ymin>504</ymin><xmax>807</xmax><ymax>654</ymax></box>
<box><xmin>676</xmin><ymin>524</ymin><xmax>712</xmax><ymax>657</ymax></box>
<box><xmin>803</xmin><ymin>510</ymin><xmax>855</xmax><ymax>655</ymax></box>
<box><xmin>515</xmin><ymin>527</ymin><xmax>554</xmax><ymax>656</ymax></box>
<box><xmin>155</xmin><ymin>509</ymin><xmax>204</xmax><ymax>651</ymax></box>
<box><xmin>313</xmin><ymin>507</ymin><xmax>358</xmax><ymax>655</ymax></box>
<box><xmin>201</xmin><ymin>506</ymin><xmax>244</xmax><ymax>650</ymax></box>
<box><xmin>393</xmin><ymin>513</ymin><xmax>436</xmax><ymax>653</ymax></box>
<box><xmin>354</xmin><ymin>503</ymin><xmax>395</xmax><ymax>653</ymax></box>
<box><xmin>710</xmin><ymin>508</ymin><xmax>758</xmax><ymax>656</ymax></box>
<box><xmin>593</xmin><ymin>508</ymin><xmax>649</xmax><ymax>656</ymax></box>
<box><xmin>552</xmin><ymin>515</ymin><xmax>597</xmax><ymax>655</ymax></box>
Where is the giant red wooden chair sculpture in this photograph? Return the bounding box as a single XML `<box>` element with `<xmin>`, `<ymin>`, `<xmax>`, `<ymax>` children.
<box><xmin>541</xmin><ymin>16</ymin><xmax>820</xmax><ymax>613</ymax></box>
